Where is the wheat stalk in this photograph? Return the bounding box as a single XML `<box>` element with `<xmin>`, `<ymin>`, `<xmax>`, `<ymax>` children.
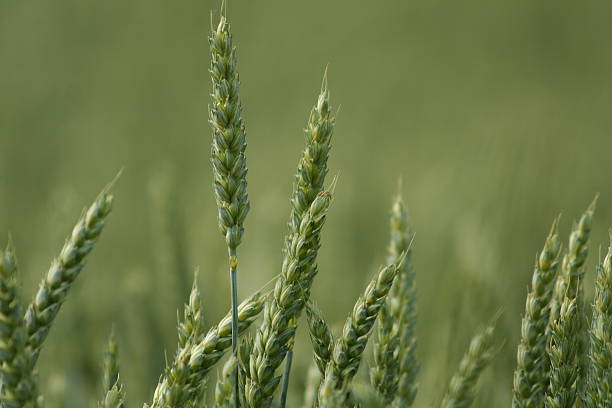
<box><xmin>24</xmin><ymin>188</ymin><xmax>114</xmax><ymax>363</ymax></box>
<box><xmin>244</xmin><ymin>191</ymin><xmax>333</xmax><ymax>407</ymax></box>
<box><xmin>440</xmin><ymin>320</ymin><xmax>498</xmax><ymax>408</ymax></box>
<box><xmin>209</xmin><ymin>6</ymin><xmax>251</xmax><ymax>407</ymax></box>
<box><xmin>512</xmin><ymin>217</ymin><xmax>562</xmax><ymax>408</ymax></box>
<box><xmin>0</xmin><ymin>242</ymin><xmax>41</xmax><ymax>408</ymax></box>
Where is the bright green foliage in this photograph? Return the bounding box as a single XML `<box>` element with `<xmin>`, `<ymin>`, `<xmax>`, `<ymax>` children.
<box><xmin>512</xmin><ymin>218</ymin><xmax>561</xmax><ymax>408</ymax></box>
<box><xmin>440</xmin><ymin>321</ymin><xmax>498</xmax><ymax>408</ymax></box>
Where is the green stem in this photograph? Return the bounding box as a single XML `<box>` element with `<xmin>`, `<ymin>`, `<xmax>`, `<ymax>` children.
<box><xmin>280</xmin><ymin>350</ymin><xmax>294</xmax><ymax>408</ymax></box>
<box><xmin>229</xmin><ymin>248</ymin><xmax>240</xmax><ymax>408</ymax></box>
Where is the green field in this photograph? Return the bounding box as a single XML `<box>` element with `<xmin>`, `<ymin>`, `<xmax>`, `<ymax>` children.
<box><xmin>1</xmin><ymin>1</ymin><xmax>611</xmax><ymax>407</ymax></box>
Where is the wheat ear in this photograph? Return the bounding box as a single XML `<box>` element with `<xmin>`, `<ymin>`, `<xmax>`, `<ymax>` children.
<box><xmin>372</xmin><ymin>192</ymin><xmax>418</xmax><ymax>406</ymax></box>
<box><xmin>512</xmin><ymin>217</ymin><xmax>562</xmax><ymax>408</ymax></box>
<box><xmin>209</xmin><ymin>6</ymin><xmax>251</xmax><ymax>407</ymax></box>
<box><xmin>151</xmin><ymin>290</ymin><xmax>265</xmax><ymax>408</ymax></box>
<box><xmin>277</xmin><ymin>73</ymin><xmax>335</xmax><ymax>408</ymax></box>
<box><xmin>24</xmin><ymin>188</ymin><xmax>114</xmax><ymax>363</ymax></box>
<box><xmin>306</xmin><ymin>301</ymin><xmax>334</xmax><ymax>376</ymax></box>
<box><xmin>546</xmin><ymin>296</ymin><xmax>581</xmax><ymax>408</ymax></box>
<box><xmin>102</xmin><ymin>327</ymin><xmax>121</xmax><ymax>395</ymax></box>
<box><xmin>0</xmin><ymin>242</ymin><xmax>41</xmax><ymax>408</ymax></box>
<box><xmin>440</xmin><ymin>320</ymin><xmax>498</xmax><ymax>408</ymax></box>
<box><xmin>327</xmin><ymin>257</ymin><xmax>403</xmax><ymax>391</ymax></box>
<box><xmin>583</xmin><ymin>236</ymin><xmax>612</xmax><ymax>407</ymax></box>
<box><xmin>549</xmin><ymin>198</ymin><xmax>596</xmax><ymax>397</ymax></box>
<box><xmin>244</xmin><ymin>191</ymin><xmax>333</xmax><ymax>407</ymax></box>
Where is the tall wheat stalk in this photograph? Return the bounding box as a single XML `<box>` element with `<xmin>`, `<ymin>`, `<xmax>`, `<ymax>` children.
<box><xmin>209</xmin><ymin>2</ymin><xmax>251</xmax><ymax>405</ymax></box>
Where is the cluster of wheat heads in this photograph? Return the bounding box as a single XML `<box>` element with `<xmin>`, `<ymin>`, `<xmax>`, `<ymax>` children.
<box><xmin>1</xmin><ymin>6</ymin><xmax>611</xmax><ymax>408</ymax></box>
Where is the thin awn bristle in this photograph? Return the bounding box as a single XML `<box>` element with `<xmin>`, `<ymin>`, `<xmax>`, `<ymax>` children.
<box><xmin>512</xmin><ymin>217</ymin><xmax>561</xmax><ymax>408</ymax></box>
<box><xmin>0</xmin><ymin>242</ymin><xmax>41</xmax><ymax>408</ymax></box>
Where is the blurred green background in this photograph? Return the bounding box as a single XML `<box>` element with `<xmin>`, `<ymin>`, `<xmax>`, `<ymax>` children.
<box><xmin>1</xmin><ymin>0</ymin><xmax>611</xmax><ymax>407</ymax></box>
